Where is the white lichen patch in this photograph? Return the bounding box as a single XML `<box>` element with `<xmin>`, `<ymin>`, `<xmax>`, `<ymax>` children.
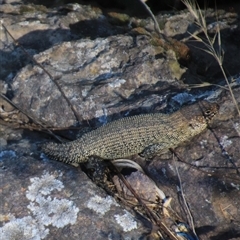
<box><xmin>87</xmin><ymin>195</ymin><xmax>119</xmax><ymax>215</ymax></box>
<box><xmin>95</xmin><ymin>109</ymin><xmax>105</xmax><ymax>118</ymax></box>
<box><xmin>28</xmin><ymin>196</ymin><xmax>79</xmax><ymax>228</ymax></box>
<box><xmin>26</xmin><ymin>172</ymin><xmax>64</xmax><ymax>201</ymax></box>
<box><xmin>1</xmin><ymin>172</ymin><xmax>79</xmax><ymax>239</ymax></box>
<box><xmin>200</xmin><ymin>139</ymin><xmax>208</xmax><ymax>148</ymax></box>
<box><xmin>0</xmin><ymin>216</ymin><xmax>49</xmax><ymax>240</ymax></box>
<box><xmin>220</xmin><ymin>135</ymin><xmax>232</xmax><ymax>148</ymax></box>
<box><xmin>114</xmin><ymin>210</ymin><xmax>137</xmax><ymax>232</ymax></box>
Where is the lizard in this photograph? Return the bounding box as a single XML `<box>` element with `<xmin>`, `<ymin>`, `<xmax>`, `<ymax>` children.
<box><xmin>41</xmin><ymin>101</ymin><xmax>219</xmax><ymax>164</ymax></box>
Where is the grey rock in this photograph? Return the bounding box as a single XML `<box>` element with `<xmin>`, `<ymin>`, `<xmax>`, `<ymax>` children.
<box><xmin>0</xmin><ymin>142</ymin><xmax>148</xmax><ymax>239</ymax></box>
<box><xmin>11</xmin><ymin>35</ymin><xmax>185</xmax><ymax>127</ymax></box>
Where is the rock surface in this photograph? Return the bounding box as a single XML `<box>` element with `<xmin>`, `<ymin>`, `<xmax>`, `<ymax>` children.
<box><xmin>10</xmin><ymin>34</ymin><xmax>186</xmax><ymax>127</ymax></box>
<box><xmin>0</xmin><ymin>1</ymin><xmax>240</xmax><ymax>239</ymax></box>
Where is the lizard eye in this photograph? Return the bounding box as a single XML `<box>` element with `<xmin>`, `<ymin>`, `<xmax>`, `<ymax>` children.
<box><xmin>203</xmin><ymin>103</ymin><xmax>219</xmax><ymax>122</ymax></box>
<box><xmin>204</xmin><ymin>109</ymin><xmax>215</xmax><ymax>121</ymax></box>
<box><xmin>204</xmin><ymin>109</ymin><xmax>212</xmax><ymax>115</ymax></box>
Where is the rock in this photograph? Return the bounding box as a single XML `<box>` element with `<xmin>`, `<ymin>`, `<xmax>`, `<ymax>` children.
<box><xmin>11</xmin><ymin>34</ymin><xmax>186</xmax><ymax>127</ymax></box>
<box><xmin>0</xmin><ymin>144</ymin><xmax>148</xmax><ymax>239</ymax></box>
<box><xmin>1</xmin><ymin>1</ymin><xmax>240</xmax><ymax>239</ymax></box>
<box><xmin>1</xmin><ymin>85</ymin><xmax>239</xmax><ymax>240</ymax></box>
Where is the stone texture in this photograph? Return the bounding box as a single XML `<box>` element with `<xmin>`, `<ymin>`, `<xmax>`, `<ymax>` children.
<box><xmin>10</xmin><ymin>35</ymin><xmax>185</xmax><ymax>127</ymax></box>
<box><xmin>0</xmin><ymin>142</ymin><xmax>148</xmax><ymax>239</ymax></box>
<box><xmin>1</xmin><ymin>1</ymin><xmax>240</xmax><ymax>239</ymax></box>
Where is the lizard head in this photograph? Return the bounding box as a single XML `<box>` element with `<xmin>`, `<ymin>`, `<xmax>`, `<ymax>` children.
<box><xmin>181</xmin><ymin>101</ymin><xmax>219</xmax><ymax>135</ymax></box>
<box><xmin>181</xmin><ymin>101</ymin><xmax>219</xmax><ymax>123</ymax></box>
<box><xmin>202</xmin><ymin>103</ymin><xmax>219</xmax><ymax>123</ymax></box>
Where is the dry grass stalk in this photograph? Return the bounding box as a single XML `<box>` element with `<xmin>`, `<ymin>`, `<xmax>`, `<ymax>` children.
<box><xmin>181</xmin><ymin>0</ymin><xmax>240</xmax><ymax>116</ymax></box>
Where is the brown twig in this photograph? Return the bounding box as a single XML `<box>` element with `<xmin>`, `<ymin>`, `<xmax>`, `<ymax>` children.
<box><xmin>170</xmin><ymin>148</ymin><xmax>240</xmax><ymax>182</ymax></box>
<box><xmin>2</xmin><ymin>23</ymin><xmax>82</xmax><ymax>124</ymax></box>
<box><xmin>173</xmin><ymin>154</ymin><xmax>198</xmax><ymax>238</ymax></box>
<box><xmin>110</xmin><ymin>162</ymin><xmax>179</xmax><ymax>240</ymax></box>
<box><xmin>1</xmin><ymin>93</ymin><xmax>63</xmax><ymax>142</ymax></box>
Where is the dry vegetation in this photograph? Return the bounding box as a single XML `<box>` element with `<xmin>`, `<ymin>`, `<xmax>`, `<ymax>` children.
<box><xmin>181</xmin><ymin>0</ymin><xmax>240</xmax><ymax>116</ymax></box>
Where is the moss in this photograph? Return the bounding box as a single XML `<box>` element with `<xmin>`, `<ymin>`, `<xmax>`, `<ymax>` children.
<box><xmin>20</xmin><ymin>4</ymin><xmax>47</xmax><ymax>14</ymax></box>
<box><xmin>167</xmin><ymin>50</ymin><xmax>186</xmax><ymax>80</ymax></box>
<box><xmin>107</xmin><ymin>12</ymin><xmax>130</xmax><ymax>26</ymax></box>
<box><xmin>157</xmin><ymin>18</ymin><xmax>167</xmax><ymax>30</ymax></box>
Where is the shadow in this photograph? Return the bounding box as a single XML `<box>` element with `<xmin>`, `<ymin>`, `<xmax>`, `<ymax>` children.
<box><xmin>196</xmin><ymin>225</ymin><xmax>216</xmax><ymax>236</ymax></box>
<box><xmin>210</xmin><ymin>229</ymin><xmax>240</xmax><ymax>240</ymax></box>
<box><xmin>0</xmin><ymin>28</ymin><xmax>71</xmax><ymax>81</ymax></box>
<box><xmin>1</xmin><ymin>16</ymin><xmax>124</xmax><ymax>81</ymax></box>
<box><xmin>69</xmin><ymin>18</ymin><xmax>126</xmax><ymax>40</ymax></box>
<box><xmin>180</xmin><ymin>14</ymin><xmax>240</xmax><ymax>85</ymax></box>
<box><xmin>17</xmin><ymin>28</ymin><xmax>71</xmax><ymax>51</ymax></box>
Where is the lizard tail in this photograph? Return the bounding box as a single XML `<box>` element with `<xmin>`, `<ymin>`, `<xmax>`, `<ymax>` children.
<box><xmin>41</xmin><ymin>142</ymin><xmax>75</xmax><ymax>164</ymax></box>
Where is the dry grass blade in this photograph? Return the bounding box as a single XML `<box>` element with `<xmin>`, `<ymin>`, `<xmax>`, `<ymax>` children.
<box><xmin>0</xmin><ymin>93</ymin><xmax>62</xmax><ymax>142</ymax></box>
<box><xmin>138</xmin><ymin>0</ymin><xmax>163</xmax><ymax>37</ymax></box>
<box><xmin>188</xmin><ymin>82</ymin><xmax>229</xmax><ymax>90</ymax></box>
<box><xmin>181</xmin><ymin>0</ymin><xmax>240</xmax><ymax>116</ymax></box>
<box><xmin>182</xmin><ymin>0</ymin><xmax>200</xmax><ymax>21</ymax></box>
<box><xmin>110</xmin><ymin>161</ymin><xmax>180</xmax><ymax>240</ymax></box>
<box><xmin>112</xmin><ymin>159</ymin><xmax>145</xmax><ymax>173</ymax></box>
<box><xmin>173</xmin><ymin>154</ymin><xmax>198</xmax><ymax>238</ymax></box>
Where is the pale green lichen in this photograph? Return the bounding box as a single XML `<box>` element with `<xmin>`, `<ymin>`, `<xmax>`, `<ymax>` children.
<box><xmin>1</xmin><ymin>172</ymin><xmax>79</xmax><ymax>239</ymax></box>
<box><xmin>0</xmin><ymin>216</ymin><xmax>48</xmax><ymax>240</ymax></box>
<box><xmin>86</xmin><ymin>195</ymin><xmax>119</xmax><ymax>215</ymax></box>
<box><xmin>26</xmin><ymin>172</ymin><xmax>64</xmax><ymax>201</ymax></box>
<box><xmin>114</xmin><ymin>210</ymin><xmax>137</xmax><ymax>232</ymax></box>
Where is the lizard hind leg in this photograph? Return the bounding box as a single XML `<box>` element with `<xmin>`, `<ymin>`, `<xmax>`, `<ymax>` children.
<box><xmin>84</xmin><ymin>156</ymin><xmax>110</xmax><ymax>187</ymax></box>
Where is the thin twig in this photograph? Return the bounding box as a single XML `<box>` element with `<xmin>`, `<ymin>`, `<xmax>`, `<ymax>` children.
<box><xmin>173</xmin><ymin>154</ymin><xmax>198</xmax><ymax>238</ymax></box>
<box><xmin>110</xmin><ymin>162</ymin><xmax>179</xmax><ymax>240</ymax></box>
<box><xmin>138</xmin><ymin>0</ymin><xmax>163</xmax><ymax>37</ymax></box>
<box><xmin>1</xmin><ymin>23</ymin><xmax>82</xmax><ymax>123</ymax></box>
<box><xmin>1</xmin><ymin>93</ymin><xmax>62</xmax><ymax>142</ymax></box>
<box><xmin>170</xmin><ymin>148</ymin><xmax>240</xmax><ymax>182</ymax></box>
<box><xmin>181</xmin><ymin>0</ymin><xmax>240</xmax><ymax>116</ymax></box>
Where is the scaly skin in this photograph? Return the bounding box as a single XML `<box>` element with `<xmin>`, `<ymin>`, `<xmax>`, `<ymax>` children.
<box><xmin>41</xmin><ymin>101</ymin><xmax>219</xmax><ymax>163</ymax></box>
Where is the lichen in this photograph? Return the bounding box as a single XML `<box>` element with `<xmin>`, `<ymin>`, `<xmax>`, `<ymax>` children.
<box><xmin>233</xmin><ymin>122</ymin><xmax>240</xmax><ymax>136</ymax></box>
<box><xmin>114</xmin><ymin>210</ymin><xmax>137</xmax><ymax>232</ymax></box>
<box><xmin>20</xmin><ymin>4</ymin><xmax>47</xmax><ymax>14</ymax></box>
<box><xmin>87</xmin><ymin>195</ymin><xmax>119</xmax><ymax>215</ymax></box>
<box><xmin>26</xmin><ymin>172</ymin><xmax>64</xmax><ymax>201</ymax></box>
<box><xmin>28</xmin><ymin>196</ymin><xmax>79</xmax><ymax>228</ymax></box>
<box><xmin>107</xmin><ymin>12</ymin><xmax>130</xmax><ymax>26</ymax></box>
<box><xmin>220</xmin><ymin>135</ymin><xmax>232</xmax><ymax>148</ymax></box>
<box><xmin>1</xmin><ymin>172</ymin><xmax>79</xmax><ymax>239</ymax></box>
<box><xmin>0</xmin><ymin>216</ymin><xmax>48</xmax><ymax>240</ymax></box>
<box><xmin>108</xmin><ymin>78</ymin><xmax>126</xmax><ymax>88</ymax></box>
